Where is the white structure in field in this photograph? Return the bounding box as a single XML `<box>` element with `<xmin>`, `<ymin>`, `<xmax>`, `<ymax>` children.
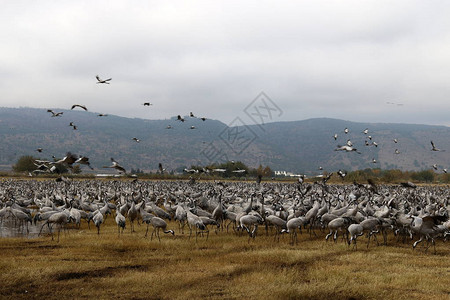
<box><xmin>274</xmin><ymin>170</ymin><xmax>303</xmax><ymax>177</ymax></box>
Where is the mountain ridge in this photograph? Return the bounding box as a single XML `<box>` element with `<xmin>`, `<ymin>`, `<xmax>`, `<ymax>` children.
<box><xmin>0</xmin><ymin>107</ymin><xmax>448</xmax><ymax>174</ymax></box>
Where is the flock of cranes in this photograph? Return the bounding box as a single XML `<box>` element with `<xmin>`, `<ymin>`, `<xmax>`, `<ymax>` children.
<box><xmin>21</xmin><ymin>74</ymin><xmax>447</xmax><ymax>179</ymax></box>
<box><xmin>331</xmin><ymin>126</ymin><xmax>447</xmax><ymax>174</ymax></box>
<box><xmin>35</xmin><ymin>75</ymin><xmax>211</xmax><ymax>175</ymax></box>
<box><xmin>0</xmin><ymin>179</ymin><xmax>448</xmax><ymax>253</ymax></box>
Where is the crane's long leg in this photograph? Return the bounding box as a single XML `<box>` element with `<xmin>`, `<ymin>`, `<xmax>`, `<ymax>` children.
<box><xmin>50</xmin><ymin>224</ymin><xmax>54</xmax><ymax>241</ymax></box>
<box><xmin>145</xmin><ymin>223</ymin><xmax>150</xmax><ymax>238</ymax></box>
<box><xmin>413</xmin><ymin>236</ymin><xmax>423</xmax><ymax>249</ymax></box>
<box><xmin>38</xmin><ymin>221</ymin><xmax>48</xmax><ymax>236</ymax></box>
<box><xmin>151</xmin><ymin>227</ymin><xmax>156</xmax><ymax>241</ymax></box>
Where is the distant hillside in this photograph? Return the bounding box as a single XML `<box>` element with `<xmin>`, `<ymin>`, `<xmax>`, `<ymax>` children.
<box><xmin>0</xmin><ymin>107</ymin><xmax>448</xmax><ymax>174</ymax></box>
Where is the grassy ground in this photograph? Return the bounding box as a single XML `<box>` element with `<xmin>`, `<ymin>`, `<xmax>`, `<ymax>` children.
<box><xmin>0</xmin><ymin>218</ymin><xmax>449</xmax><ymax>300</ymax></box>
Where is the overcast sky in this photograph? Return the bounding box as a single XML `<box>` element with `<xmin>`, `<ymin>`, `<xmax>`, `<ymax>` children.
<box><xmin>1</xmin><ymin>0</ymin><xmax>450</xmax><ymax>126</ymax></box>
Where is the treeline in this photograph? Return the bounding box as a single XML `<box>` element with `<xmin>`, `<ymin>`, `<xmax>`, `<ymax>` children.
<box><xmin>10</xmin><ymin>156</ymin><xmax>274</xmax><ymax>180</ymax></box>
<box><xmin>9</xmin><ymin>155</ymin><xmax>449</xmax><ymax>183</ymax></box>
<box><xmin>324</xmin><ymin>168</ymin><xmax>449</xmax><ymax>184</ymax></box>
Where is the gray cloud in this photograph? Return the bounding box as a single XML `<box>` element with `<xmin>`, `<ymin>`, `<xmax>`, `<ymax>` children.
<box><xmin>1</xmin><ymin>0</ymin><xmax>449</xmax><ymax>126</ymax></box>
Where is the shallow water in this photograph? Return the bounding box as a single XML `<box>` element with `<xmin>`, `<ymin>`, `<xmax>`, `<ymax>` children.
<box><xmin>0</xmin><ymin>216</ymin><xmax>50</xmax><ymax>238</ymax></box>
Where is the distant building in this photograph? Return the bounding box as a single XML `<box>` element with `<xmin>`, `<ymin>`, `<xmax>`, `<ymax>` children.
<box><xmin>274</xmin><ymin>170</ymin><xmax>303</xmax><ymax>177</ymax></box>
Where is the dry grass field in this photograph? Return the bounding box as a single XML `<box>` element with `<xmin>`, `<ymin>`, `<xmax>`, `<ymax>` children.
<box><xmin>0</xmin><ymin>217</ymin><xmax>449</xmax><ymax>300</ymax></box>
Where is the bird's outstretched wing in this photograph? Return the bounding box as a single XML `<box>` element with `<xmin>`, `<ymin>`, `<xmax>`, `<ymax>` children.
<box><xmin>65</xmin><ymin>152</ymin><xmax>78</xmax><ymax>165</ymax></box>
<box><xmin>422</xmin><ymin>215</ymin><xmax>448</xmax><ymax>229</ymax></box>
<box><xmin>71</xmin><ymin>104</ymin><xmax>88</xmax><ymax>111</ymax></box>
<box><xmin>116</xmin><ymin>165</ymin><xmax>126</xmax><ymax>173</ymax></box>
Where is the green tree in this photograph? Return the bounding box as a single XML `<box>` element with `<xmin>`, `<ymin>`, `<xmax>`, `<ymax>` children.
<box><xmin>12</xmin><ymin>155</ymin><xmax>37</xmax><ymax>172</ymax></box>
<box><xmin>411</xmin><ymin>170</ymin><xmax>435</xmax><ymax>183</ymax></box>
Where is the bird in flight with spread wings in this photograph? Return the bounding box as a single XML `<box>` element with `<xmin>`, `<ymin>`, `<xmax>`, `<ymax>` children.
<box><xmin>47</xmin><ymin>109</ymin><xmax>63</xmax><ymax>117</ymax></box>
<box><xmin>103</xmin><ymin>158</ymin><xmax>126</xmax><ymax>173</ymax></box>
<box><xmin>96</xmin><ymin>75</ymin><xmax>112</xmax><ymax>84</ymax></box>
<box><xmin>71</xmin><ymin>104</ymin><xmax>88</xmax><ymax>111</ymax></box>
<box><xmin>431</xmin><ymin>141</ymin><xmax>445</xmax><ymax>152</ymax></box>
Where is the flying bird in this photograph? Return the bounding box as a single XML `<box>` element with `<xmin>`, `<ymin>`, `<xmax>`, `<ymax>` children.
<box><xmin>387</xmin><ymin>101</ymin><xmax>404</xmax><ymax>106</ymax></box>
<box><xmin>322</xmin><ymin>173</ymin><xmax>333</xmax><ymax>183</ymax></box>
<box><xmin>333</xmin><ymin>134</ymin><xmax>338</xmax><ymax>140</ymax></box>
<box><xmin>47</xmin><ymin>110</ymin><xmax>63</xmax><ymax>117</ymax></box>
<box><xmin>53</xmin><ymin>152</ymin><xmax>78</xmax><ymax>168</ymax></box>
<box><xmin>395</xmin><ymin>149</ymin><xmax>400</xmax><ymax>155</ymax></box>
<box><xmin>432</xmin><ymin>164</ymin><xmax>438</xmax><ymax>170</ymax></box>
<box><xmin>337</xmin><ymin>169</ymin><xmax>347</xmax><ymax>180</ymax></box>
<box><xmin>158</xmin><ymin>163</ymin><xmax>165</xmax><ymax>174</ymax></box>
<box><xmin>132</xmin><ymin>137</ymin><xmax>140</xmax><ymax>143</ymax></box>
<box><xmin>335</xmin><ymin>145</ymin><xmax>361</xmax><ymax>154</ymax></box>
<box><xmin>177</xmin><ymin>115</ymin><xmax>185</xmax><ymax>122</ymax></box>
<box><xmin>393</xmin><ymin>138</ymin><xmax>398</xmax><ymax>143</ymax></box>
<box><xmin>143</xmin><ymin>102</ymin><xmax>152</xmax><ymax>106</ymax></box>
<box><xmin>430</xmin><ymin>141</ymin><xmax>444</xmax><ymax>152</ymax></box>
<box><xmin>346</xmin><ymin>139</ymin><xmax>353</xmax><ymax>147</ymax></box>
<box><xmin>344</xmin><ymin>128</ymin><xmax>349</xmax><ymax>134</ymax></box>
<box><xmin>36</xmin><ymin>148</ymin><xmax>43</xmax><ymax>153</ymax></box>
<box><xmin>103</xmin><ymin>158</ymin><xmax>126</xmax><ymax>173</ymax></box>
<box><xmin>372</xmin><ymin>158</ymin><xmax>377</xmax><ymax>164</ymax></box>
<box><xmin>362</xmin><ymin>128</ymin><xmax>369</xmax><ymax>134</ymax></box>
<box><xmin>69</xmin><ymin>122</ymin><xmax>77</xmax><ymax>130</ymax></box>
<box><xmin>96</xmin><ymin>75</ymin><xmax>112</xmax><ymax>84</ymax></box>
<box><xmin>33</xmin><ymin>160</ymin><xmax>51</xmax><ymax>172</ymax></box>
<box><xmin>75</xmin><ymin>156</ymin><xmax>94</xmax><ymax>170</ymax></box>
<box><xmin>71</xmin><ymin>104</ymin><xmax>88</xmax><ymax>111</ymax></box>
